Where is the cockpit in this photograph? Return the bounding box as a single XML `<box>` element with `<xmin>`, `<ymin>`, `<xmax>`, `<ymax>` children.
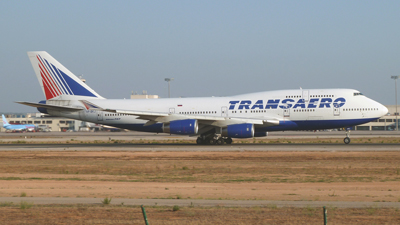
<box><xmin>353</xmin><ymin>92</ymin><xmax>364</xmax><ymax>96</ymax></box>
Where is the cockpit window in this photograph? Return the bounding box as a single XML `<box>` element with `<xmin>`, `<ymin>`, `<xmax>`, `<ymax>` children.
<box><xmin>354</xmin><ymin>92</ymin><xmax>363</xmax><ymax>96</ymax></box>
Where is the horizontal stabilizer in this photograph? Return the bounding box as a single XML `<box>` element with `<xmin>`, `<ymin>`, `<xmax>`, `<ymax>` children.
<box><xmin>16</xmin><ymin>101</ymin><xmax>83</xmax><ymax>112</ymax></box>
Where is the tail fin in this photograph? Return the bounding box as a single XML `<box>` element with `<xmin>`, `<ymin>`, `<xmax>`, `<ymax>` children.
<box><xmin>2</xmin><ymin>114</ymin><xmax>9</xmax><ymax>127</ymax></box>
<box><xmin>27</xmin><ymin>51</ymin><xmax>104</xmax><ymax>100</ymax></box>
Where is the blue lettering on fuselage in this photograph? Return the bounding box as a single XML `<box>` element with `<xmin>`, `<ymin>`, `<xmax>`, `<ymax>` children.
<box><xmin>265</xmin><ymin>99</ymin><xmax>279</xmax><ymax>109</ymax></box>
<box><xmin>333</xmin><ymin>97</ymin><xmax>346</xmax><ymax>108</ymax></box>
<box><xmin>251</xmin><ymin>100</ymin><xmax>264</xmax><ymax>109</ymax></box>
<box><xmin>238</xmin><ymin>100</ymin><xmax>252</xmax><ymax>110</ymax></box>
<box><xmin>293</xmin><ymin>99</ymin><xmax>306</xmax><ymax>109</ymax></box>
<box><xmin>229</xmin><ymin>101</ymin><xmax>239</xmax><ymax>110</ymax></box>
<box><xmin>279</xmin><ymin>99</ymin><xmax>295</xmax><ymax>109</ymax></box>
<box><xmin>308</xmin><ymin>98</ymin><xmax>319</xmax><ymax>108</ymax></box>
<box><xmin>319</xmin><ymin>98</ymin><xmax>332</xmax><ymax>108</ymax></box>
<box><xmin>228</xmin><ymin>97</ymin><xmax>346</xmax><ymax>110</ymax></box>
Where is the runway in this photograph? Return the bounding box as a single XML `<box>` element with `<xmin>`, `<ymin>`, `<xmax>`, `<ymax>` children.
<box><xmin>0</xmin><ymin>143</ymin><xmax>399</xmax><ymax>151</ymax></box>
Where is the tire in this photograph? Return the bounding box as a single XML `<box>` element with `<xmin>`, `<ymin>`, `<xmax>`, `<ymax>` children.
<box><xmin>225</xmin><ymin>138</ymin><xmax>233</xmax><ymax>144</ymax></box>
<box><xmin>196</xmin><ymin>138</ymin><xmax>203</xmax><ymax>145</ymax></box>
<box><xmin>344</xmin><ymin>137</ymin><xmax>350</xmax><ymax>144</ymax></box>
<box><xmin>216</xmin><ymin>139</ymin><xmax>224</xmax><ymax>145</ymax></box>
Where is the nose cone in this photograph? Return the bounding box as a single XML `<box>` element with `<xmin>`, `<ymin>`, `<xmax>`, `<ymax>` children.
<box><xmin>380</xmin><ymin>104</ymin><xmax>389</xmax><ymax>117</ymax></box>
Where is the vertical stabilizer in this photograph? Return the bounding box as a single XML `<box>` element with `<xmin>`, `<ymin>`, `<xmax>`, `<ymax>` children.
<box><xmin>2</xmin><ymin>114</ymin><xmax>9</xmax><ymax>127</ymax></box>
<box><xmin>27</xmin><ymin>51</ymin><xmax>104</xmax><ymax>100</ymax></box>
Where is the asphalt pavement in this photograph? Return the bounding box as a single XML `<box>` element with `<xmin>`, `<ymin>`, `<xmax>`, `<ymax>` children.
<box><xmin>1</xmin><ymin>197</ymin><xmax>399</xmax><ymax>208</ymax></box>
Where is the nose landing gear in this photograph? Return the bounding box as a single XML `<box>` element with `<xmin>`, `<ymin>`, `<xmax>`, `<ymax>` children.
<box><xmin>344</xmin><ymin>129</ymin><xmax>351</xmax><ymax>144</ymax></box>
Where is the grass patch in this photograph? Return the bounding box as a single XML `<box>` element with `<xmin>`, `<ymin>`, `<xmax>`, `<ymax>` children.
<box><xmin>0</xmin><ymin>177</ymin><xmax>22</xmax><ymax>180</ymax></box>
<box><xmin>172</xmin><ymin>205</ymin><xmax>180</xmax><ymax>211</ymax></box>
<box><xmin>19</xmin><ymin>201</ymin><xmax>33</xmax><ymax>209</ymax></box>
<box><xmin>101</xmin><ymin>197</ymin><xmax>112</xmax><ymax>205</ymax></box>
<box><xmin>0</xmin><ymin>202</ymin><xmax>13</xmax><ymax>207</ymax></box>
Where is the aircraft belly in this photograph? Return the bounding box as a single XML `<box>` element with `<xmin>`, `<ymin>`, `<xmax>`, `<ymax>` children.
<box><xmin>48</xmin><ymin>110</ymin><xmax>81</xmax><ymax>120</ymax></box>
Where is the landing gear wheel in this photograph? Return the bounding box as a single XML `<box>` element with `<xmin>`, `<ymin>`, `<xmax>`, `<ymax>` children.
<box><xmin>196</xmin><ymin>137</ymin><xmax>203</xmax><ymax>145</ymax></box>
<box><xmin>344</xmin><ymin>137</ymin><xmax>350</xmax><ymax>144</ymax></box>
<box><xmin>225</xmin><ymin>138</ymin><xmax>233</xmax><ymax>145</ymax></box>
<box><xmin>209</xmin><ymin>139</ymin><xmax>216</xmax><ymax>145</ymax></box>
<box><xmin>216</xmin><ymin>138</ymin><xmax>224</xmax><ymax>145</ymax></box>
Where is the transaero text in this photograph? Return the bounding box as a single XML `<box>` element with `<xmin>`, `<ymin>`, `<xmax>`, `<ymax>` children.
<box><xmin>229</xmin><ymin>98</ymin><xmax>346</xmax><ymax>110</ymax></box>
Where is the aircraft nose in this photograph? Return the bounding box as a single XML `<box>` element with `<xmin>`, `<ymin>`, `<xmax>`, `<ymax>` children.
<box><xmin>380</xmin><ymin>104</ymin><xmax>389</xmax><ymax>116</ymax></box>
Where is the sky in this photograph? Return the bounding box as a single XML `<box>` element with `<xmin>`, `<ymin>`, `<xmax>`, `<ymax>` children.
<box><xmin>1</xmin><ymin>0</ymin><xmax>400</xmax><ymax>112</ymax></box>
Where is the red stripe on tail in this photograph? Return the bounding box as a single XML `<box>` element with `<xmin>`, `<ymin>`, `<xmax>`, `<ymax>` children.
<box><xmin>37</xmin><ymin>56</ymin><xmax>62</xmax><ymax>98</ymax></box>
<box><xmin>40</xmin><ymin>71</ymin><xmax>55</xmax><ymax>99</ymax></box>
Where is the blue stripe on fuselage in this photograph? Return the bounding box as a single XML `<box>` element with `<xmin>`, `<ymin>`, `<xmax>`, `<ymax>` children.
<box><xmin>258</xmin><ymin>117</ymin><xmax>378</xmax><ymax>131</ymax></box>
<box><xmin>100</xmin><ymin>118</ymin><xmax>378</xmax><ymax>133</ymax></box>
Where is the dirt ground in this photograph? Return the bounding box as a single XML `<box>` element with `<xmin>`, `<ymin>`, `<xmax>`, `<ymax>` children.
<box><xmin>1</xmin><ymin>180</ymin><xmax>400</xmax><ymax>203</ymax></box>
<box><xmin>1</xmin><ymin>131</ymin><xmax>400</xmax><ymax>144</ymax></box>
<box><xmin>0</xmin><ymin>151</ymin><xmax>400</xmax><ymax>202</ymax></box>
<box><xmin>1</xmin><ymin>150</ymin><xmax>400</xmax><ymax>224</ymax></box>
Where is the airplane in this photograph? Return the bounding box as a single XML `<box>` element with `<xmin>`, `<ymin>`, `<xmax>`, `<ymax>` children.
<box><xmin>2</xmin><ymin>114</ymin><xmax>36</xmax><ymax>132</ymax></box>
<box><xmin>17</xmin><ymin>51</ymin><xmax>388</xmax><ymax>144</ymax></box>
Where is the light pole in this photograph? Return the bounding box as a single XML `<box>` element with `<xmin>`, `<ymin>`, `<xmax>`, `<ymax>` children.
<box><xmin>164</xmin><ymin>78</ymin><xmax>174</xmax><ymax>98</ymax></box>
<box><xmin>391</xmin><ymin>76</ymin><xmax>398</xmax><ymax>131</ymax></box>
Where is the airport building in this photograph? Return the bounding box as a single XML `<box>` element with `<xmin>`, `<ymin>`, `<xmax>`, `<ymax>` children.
<box><xmin>1</xmin><ymin>113</ymin><xmax>78</xmax><ymax>132</ymax></box>
<box><xmin>130</xmin><ymin>90</ymin><xmax>159</xmax><ymax>99</ymax></box>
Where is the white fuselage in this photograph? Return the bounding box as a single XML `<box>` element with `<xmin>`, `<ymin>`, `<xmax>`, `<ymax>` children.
<box><xmin>45</xmin><ymin>88</ymin><xmax>388</xmax><ymax>133</ymax></box>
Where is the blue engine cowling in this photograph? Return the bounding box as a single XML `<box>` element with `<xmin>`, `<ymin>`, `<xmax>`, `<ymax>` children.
<box><xmin>37</xmin><ymin>100</ymin><xmax>48</xmax><ymax>114</ymax></box>
<box><xmin>163</xmin><ymin>119</ymin><xmax>198</xmax><ymax>135</ymax></box>
<box><xmin>222</xmin><ymin>123</ymin><xmax>254</xmax><ymax>138</ymax></box>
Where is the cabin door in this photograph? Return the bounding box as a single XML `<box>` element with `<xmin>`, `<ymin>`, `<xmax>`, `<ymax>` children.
<box><xmin>302</xmin><ymin>90</ymin><xmax>309</xmax><ymax>102</ymax></box>
<box><xmin>221</xmin><ymin>106</ymin><xmax>228</xmax><ymax>117</ymax></box>
<box><xmin>283</xmin><ymin>108</ymin><xmax>290</xmax><ymax>117</ymax></box>
<box><xmin>334</xmin><ymin>107</ymin><xmax>340</xmax><ymax>116</ymax></box>
<box><xmin>97</xmin><ymin>111</ymin><xmax>103</xmax><ymax>121</ymax></box>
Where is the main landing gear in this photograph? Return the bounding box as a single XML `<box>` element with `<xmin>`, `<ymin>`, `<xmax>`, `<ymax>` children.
<box><xmin>344</xmin><ymin>129</ymin><xmax>351</xmax><ymax>144</ymax></box>
<box><xmin>196</xmin><ymin>136</ymin><xmax>233</xmax><ymax>145</ymax></box>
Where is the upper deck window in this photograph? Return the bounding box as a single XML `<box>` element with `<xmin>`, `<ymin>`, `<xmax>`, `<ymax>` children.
<box><xmin>354</xmin><ymin>92</ymin><xmax>364</xmax><ymax>96</ymax></box>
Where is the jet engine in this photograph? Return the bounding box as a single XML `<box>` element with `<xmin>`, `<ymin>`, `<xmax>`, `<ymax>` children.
<box><xmin>222</xmin><ymin>123</ymin><xmax>254</xmax><ymax>138</ymax></box>
<box><xmin>163</xmin><ymin>119</ymin><xmax>198</xmax><ymax>135</ymax></box>
<box><xmin>37</xmin><ymin>100</ymin><xmax>48</xmax><ymax>114</ymax></box>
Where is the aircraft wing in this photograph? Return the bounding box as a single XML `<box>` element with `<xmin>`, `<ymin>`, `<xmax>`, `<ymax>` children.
<box><xmin>16</xmin><ymin>101</ymin><xmax>83</xmax><ymax>112</ymax></box>
<box><xmin>103</xmin><ymin>108</ymin><xmax>280</xmax><ymax>127</ymax></box>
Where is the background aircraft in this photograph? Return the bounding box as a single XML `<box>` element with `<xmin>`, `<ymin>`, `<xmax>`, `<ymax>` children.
<box><xmin>18</xmin><ymin>51</ymin><xmax>388</xmax><ymax>144</ymax></box>
<box><xmin>2</xmin><ymin>114</ymin><xmax>36</xmax><ymax>132</ymax></box>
